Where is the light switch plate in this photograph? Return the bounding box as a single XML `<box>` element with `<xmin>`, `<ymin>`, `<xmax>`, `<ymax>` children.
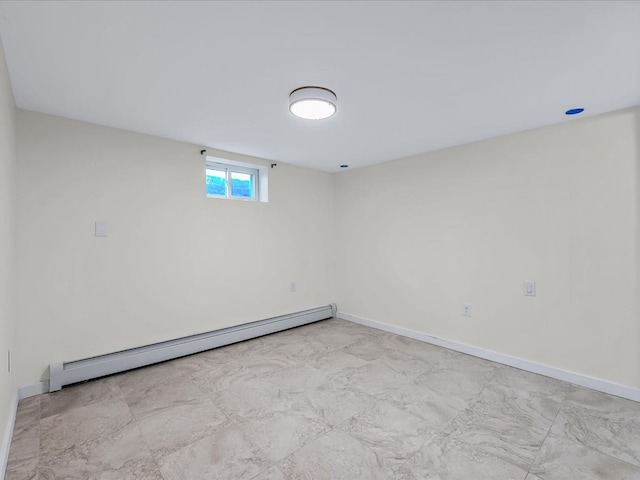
<box><xmin>524</xmin><ymin>281</ymin><xmax>536</xmax><ymax>296</ymax></box>
<box><xmin>95</xmin><ymin>221</ymin><xmax>107</xmax><ymax>237</ymax></box>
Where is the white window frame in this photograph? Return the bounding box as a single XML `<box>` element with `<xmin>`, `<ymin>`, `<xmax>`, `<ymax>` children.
<box><xmin>205</xmin><ymin>156</ymin><xmax>269</xmax><ymax>203</ymax></box>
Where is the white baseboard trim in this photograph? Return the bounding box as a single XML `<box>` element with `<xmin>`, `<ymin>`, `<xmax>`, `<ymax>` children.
<box><xmin>0</xmin><ymin>389</ymin><xmax>19</xmax><ymax>480</ymax></box>
<box><xmin>337</xmin><ymin>311</ymin><xmax>640</xmax><ymax>403</ymax></box>
<box><xmin>18</xmin><ymin>381</ymin><xmax>49</xmax><ymax>400</ymax></box>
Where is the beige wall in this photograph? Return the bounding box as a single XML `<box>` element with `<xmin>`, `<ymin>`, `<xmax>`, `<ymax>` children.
<box><xmin>335</xmin><ymin>108</ymin><xmax>640</xmax><ymax>389</ymax></box>
<box><xmin>0</xmin><ymin>40</ymin><xmax>17</xmax><ymax>453</ymax></box>
<box><xmin>11</xmin><ymin>100</ymin><xmax>640</xmax><ymax>393</ymax></box>
<box><xmin>15</xmin><ymin>111</ymin><xmax>336</xmax><ymax>385</ymax></box>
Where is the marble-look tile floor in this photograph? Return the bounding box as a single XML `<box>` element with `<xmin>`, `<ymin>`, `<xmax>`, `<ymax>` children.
<box><xmin>5</xmin><ymin>318</ymin><xmax>640</xmax><ymax>479</ymax></box>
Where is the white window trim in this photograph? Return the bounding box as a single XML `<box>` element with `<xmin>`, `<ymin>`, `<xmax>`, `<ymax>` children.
<box><xmin>205</xmin><ymin>156</ymin><xmax>269</xmax><ymax>203</ymax></box>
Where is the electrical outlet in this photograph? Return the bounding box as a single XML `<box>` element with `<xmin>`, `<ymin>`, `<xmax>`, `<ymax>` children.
<box><xmin>290</xmin><ymin>280</ymin><xmax>296</xmax><ymax>292</ymax></box>
<box><xmin>462</xmin><ymin>303</ymin><xmax>471</xmax><ymax>317</ymax></box>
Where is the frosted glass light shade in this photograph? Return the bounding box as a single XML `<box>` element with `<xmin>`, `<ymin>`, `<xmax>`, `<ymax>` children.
<box><xmin>289</xmin><ymin>87</ymin><xmax>337</xmax><ymax>120</ymax></box>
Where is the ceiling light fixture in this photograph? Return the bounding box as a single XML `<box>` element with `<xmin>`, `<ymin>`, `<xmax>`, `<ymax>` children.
<box><xmin>289</xmin><ymin>86</ymin><xmax>337</xmax><ymax>120</ymax></box>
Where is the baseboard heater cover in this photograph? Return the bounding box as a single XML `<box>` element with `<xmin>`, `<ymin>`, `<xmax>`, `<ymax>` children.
<box><xmin>49</xmin><ymin>304</ymin><xmax>336</xmax><ymax>392</ymax></box>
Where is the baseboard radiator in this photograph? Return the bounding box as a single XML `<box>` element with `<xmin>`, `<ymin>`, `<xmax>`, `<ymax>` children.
<box><xmin>49</xmin><ymin>304</ymin><xmax>336</xmax><ymax>392</ymax></box>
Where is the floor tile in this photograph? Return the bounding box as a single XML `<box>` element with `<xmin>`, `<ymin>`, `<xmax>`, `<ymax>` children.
<box><xmin>233</xmin><ymin>336</ymin><xmax>328</xmax><ymax>375</ymax></box>
<box><xmin>5</xmin><ymin>422</ymin><xmax>39</xmax><ymax>480</ymax></box>
<box><xmin>260</xmin><ymin>365</ymin><xmax>329</xmax><ymax>393</ymax></box>
<box><xmin>443</xmin><ymin>381</ymin><xmax>561</xmax><ymax>470</ymax></box>
<box><xmin>308</xmin><ymin>349</ymin><xmax>369</xmax><ymax>377</ymax></box>
<box><xmin>158</xmin><ymin>425</ymin><xmax>270</xmax><ymax>480</ymax></box>
<box><xmin>395</xmin><ymin>432</ymin><xmax>529</xmax><ymax>480</ymax></box>
<box><xmin>278</xmin><ymin>430</ymin><xmax>388</xmax><ymax>480</ymax></box>
<box><xmin>343</xmin><ymin>338</ymin><xmax>390</xmax><ymax>362</ymax></box>
<box><xmin>550</xmin><ymin>387</ymin><xmax>640</xmax><ymax>467</ymax></box>
<box><xmin>291</xmin><ymin>380</ymin><xmax>375</xmax><ymax>427</ymax></box>
<box><xmin>39</xmin><ymin>398</ymin><xmax>132</xmax><ymax>463</ymax></box>
<box><xmin>374</xmin><ymin>348</ymin><xmax>433</xmax><ymax>379</ymax></box>
<box><xmin>134</xmin><ymin>397</ymin><xmax>232</xmax><ymax>459</ymax></box>
<box><xmin>377</xmin><ymin>335</ymin><xmax>455</xmax><ymax>365</ymax></box>
<box><xmin>492</xmin><ymin>366</ymin><xmax>573</xmax><ymax>402</ymax></box>
<box><xmin>339</xmin><ymin>399</ymin><xmax>438</xmax><ymax>475</ymax></box>
<box><xmin>5</xmin><ymin>467</ymin><xmax>38</xmax><ymax>480</ymax></box>
<box><xmin>415</xmin><ymin>352</ymin><xmax>499</xmax><ymax>402</ymax></box>
<box><xmin>380</xmin><ymin>379</ymin><xmax>466</xmax><ymax>429</ymax></box>
<box><xmin>530</xmin><ymin>433</ymin><xmax>640</xmax><ymax>480</ymax></box>
<box><xmin>237</xmin><ymin>355</ymin><xmax>302</xmax><ymax>375</ymax></box>
<box><xmin>293</xmin><ymin>321</ymin><xmax>379</xmax><ymax>349</ymax></box>
<box><xmin>209</xmin><ymin>370</ymin><xmax>287</xmax><ymax>421</ymax></box>
<box><xmin>116</xmin><ymin>362</ymin><xmax>205</xmax><ymax>419</ymax></box>
<box><xmin>38</xmin><ymin>455</ymin><xmax>164</xmax><ymax>480</ymax></box>
<box><xmin>6</xmin><ymin>397</ymin><xmax>41</xmax><ymax>480</ymax></box>
<box><xmin>330</xmin><ymin>359</ymin><xmax>414</xmax><ymax>397</ymax></box>
<box><xmin>13</xmin><ymin>396</ymin><xmax>41</xmax><ymax>431</ymax></box>
<box><xmin>481</xmin><ymin>378</ymin><xmax>565</xmax><ymax>426</ymax></box>
<box><xmin>252</xmin><ymin>465</ymin><xmax>286</xmax><ymax>480</ymax></box>
<box><xmin>235</xmin><ymin>401</ymin><xmax>328</xmax><ymax>462</ymax></box>
<box><xmin>262</xmin><ymin>333</ymin><xmax>335</xmax><ymax>360</ymax></box>
<box><xmin>39</xmin><ymin>398</ymin><xmax>159</xmax><ymax>479</ymax></box>
<box><xmin>40</xmin><ymin>377</ymin><xmax>123</xmax><ymax>419</ymax></box>
<box><xmin>190</xmin><ymin>360</ymin><xmax>250</xmax><ymax>395</ymax></box>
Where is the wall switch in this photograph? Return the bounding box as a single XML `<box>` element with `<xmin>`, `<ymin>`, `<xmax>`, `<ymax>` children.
<box><xmin>95</xmin><ymin>221</ymin><xmax>108</xmax><ymax>237</ymax></box>
<box><xmin>290</xmin><ymin>280</ymin><xmax>296</xmax><ymax>292</ymax></box>
<box><xmin>524</xmin><ymin>281</ymin><xmax>536</xmax><ymax>296</ymax></box>
<box><xmin>462</xmin><ymin>303</ymin><xmax>471</xmax><ymax>316</ymax></box>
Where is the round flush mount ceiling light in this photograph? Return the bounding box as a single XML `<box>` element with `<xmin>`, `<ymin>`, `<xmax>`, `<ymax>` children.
<box><xmin>289</xmin><ymin>86</ymin><xmax>337</xmax><ymax>120</ymax></box>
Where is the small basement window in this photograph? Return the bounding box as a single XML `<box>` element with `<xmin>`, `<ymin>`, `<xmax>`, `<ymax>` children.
<box><xmin>205</xmin><ymin>156</ymin><xmax>268</xmax><ymax>202</ymax></box>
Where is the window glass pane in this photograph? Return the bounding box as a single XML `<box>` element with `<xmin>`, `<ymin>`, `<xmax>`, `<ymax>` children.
<box><xmin>206</xmin><ymin>168</ymin><xmax>226</xmax><ymax>196</ymax></box>
<box><xmin>230</xmin><ymin>171</ymin><xmax>254</xmax><ymax>198</ymax></box>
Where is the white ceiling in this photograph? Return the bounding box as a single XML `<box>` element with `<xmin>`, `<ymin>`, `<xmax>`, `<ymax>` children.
<box><xmin>0</xmin><ymin>1</ymin><xmax>639</xmax><ymax>172</ymax></box>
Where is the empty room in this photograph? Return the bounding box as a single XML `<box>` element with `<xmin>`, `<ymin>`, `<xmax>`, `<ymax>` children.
<box><xmin>1</xmin><ymin>1</ymin><xmax>639</xmax><ymax>479</ymax></box>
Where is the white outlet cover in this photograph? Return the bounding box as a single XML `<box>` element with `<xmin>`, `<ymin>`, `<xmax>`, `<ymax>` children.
<box><xmin>462</xmin><ymin>303</ymin><xmax>471</xmax><ymax>316</ymax></box>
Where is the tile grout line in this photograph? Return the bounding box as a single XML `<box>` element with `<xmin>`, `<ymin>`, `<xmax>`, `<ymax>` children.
<box><xmin>524</xmin><ymin>390</ymin><xmax>565</xmax><ymax>477</ymax></box>
<box><xmin>270</xmin><ymin>391</ymin><xmax>382</xmax><ymax>473</ymax></box>
<box><xmin>534</xmin><ymin>400</ymin><xmax>640</xmax><ymax>474</ymax></box>
<box><xmin>388</xmin><ymin>367</ymin><xmax>494</xmax><ymax>476</ymax></box>
<box><xmin>268</xmin><ymin>329</ymin><xmax>492</xmax><ymax>478</ymax></box>
<box><xmin>189</xmin><ymin>328</ymin><xmax>376</xmax><ymax>477</ymax></box>
<box><xmin>182</xmin><ymin>361</ymin><xmax>279</xmax><ymax>477</ymax></box>
<box><xmin>258</xmin><ymin>341</ymin><xmax>386</xmax><ymax>474</ymax></box>
<box><xmin>113</xmin><ymin>377</ymin><xmax>171</xmax><ymax>480</ymax></box>
<box><xmin>247</xmin><ymin>463</ymin><xmax>287</xmax><ymax>480</ymax></box>
<box><xmin>271</xmin><ymin>376</ymin><xmax>380</xmax><ymax>470</ymax></box>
